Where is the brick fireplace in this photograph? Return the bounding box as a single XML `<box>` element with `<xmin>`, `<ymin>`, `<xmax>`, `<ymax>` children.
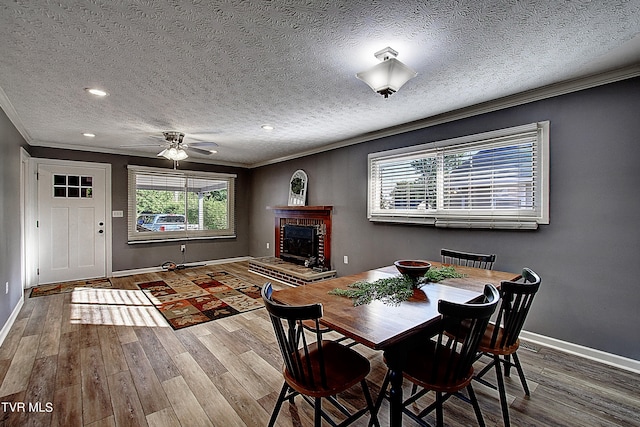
<box><xmin>272</xmin><ymin>205</ymin><xmax>332</xmax><ymax>269</ymax></box>
<box><xmin>249</xmin><ymin>206</ymin><xmax>336</xmax><ymax>286</ymax></box>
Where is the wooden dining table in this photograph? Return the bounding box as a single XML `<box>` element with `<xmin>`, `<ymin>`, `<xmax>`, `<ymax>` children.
<box><xmin>273</xmin><ymin>261</ymin><xmax>519</xmax><ymax>427</ymax></box>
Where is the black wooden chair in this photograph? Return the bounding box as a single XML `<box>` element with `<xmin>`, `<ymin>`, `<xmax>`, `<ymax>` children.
<box><xmin>473</xmin><ymin>268</ymin><xmax>541</xmax><ymax>427</ymax></box>
<box><xmin>441</xmin><ymin>248</ymin><xmax>497</xmax><ymax>270</ymax></box>
<box><xmin>375</xmin><ymin>284</ymin><xmax>500</xmax><ymax>427</ymax></box>
<box><xmin>262</xmin><ymin>283</ymin><xmax>379</xmax><ymax>427</ymax></box>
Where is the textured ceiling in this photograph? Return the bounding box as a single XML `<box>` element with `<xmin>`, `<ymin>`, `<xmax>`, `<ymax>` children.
<box><xmin>1</xmin><ymin>1</ymin><xmax>639</xmax><ymax>167</ymax></box>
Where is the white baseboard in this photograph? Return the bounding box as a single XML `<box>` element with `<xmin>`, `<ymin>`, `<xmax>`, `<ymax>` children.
<box><xmin>111</xmin><ymin>256</ymin><xmax>253</xmax><ymax>277</ymax></box>
<box><xmin>0</xmin><ymin>293</ymin><xmax>24</xmax><ymax>348</ymax></box>
<box><xmin>520</xmin><ymin>331</ymin><xmax>640</xmax><ymax>374</ymax></box>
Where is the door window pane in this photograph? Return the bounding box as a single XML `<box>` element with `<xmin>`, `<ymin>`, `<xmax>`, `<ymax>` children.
<box><xmin>53</xmin><ymin>174</ymin><xmax>94</xmax><ymax>198</ymax></box>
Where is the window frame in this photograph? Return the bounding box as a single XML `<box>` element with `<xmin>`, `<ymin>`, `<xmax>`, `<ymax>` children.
<box><xmin>127</xmin><ymin>165</ymin><xmax>236</xmax><ymax>243</ymax></box>
<box><xmin>367</xmin><ymin>121</ymin><xmax>549</xmax><ymax>229</ymax></box>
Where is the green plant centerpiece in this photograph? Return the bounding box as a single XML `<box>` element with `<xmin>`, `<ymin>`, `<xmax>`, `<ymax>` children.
<box><xmin>329</xmin><ymin>265</ymin><xmax>466</xmax><ymax>306</ymax></box>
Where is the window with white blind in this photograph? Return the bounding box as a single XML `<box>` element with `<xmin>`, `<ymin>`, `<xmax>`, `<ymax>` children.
<box><xmin>368</xmin><ymin>122</ymin><xmax>549</xmax><ymax>229</ymax></box>
<box><xmin>127</xmin><ymin>166</ymin><xmax>236</xmax><ymax>242</ymax></box>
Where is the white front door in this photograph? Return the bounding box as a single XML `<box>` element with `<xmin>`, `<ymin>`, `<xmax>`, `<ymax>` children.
<box><xmin>37</xmin><ymin>162</ymin><xmax>108</xmax><ymax>284</ymax></box>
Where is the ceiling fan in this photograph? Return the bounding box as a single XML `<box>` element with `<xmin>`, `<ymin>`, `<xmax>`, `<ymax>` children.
<box><xmin>156</xmin><ymin>131</ymin><xmax>218</xmax><ymax>160</ymax></box>
<box><xmin>122</xmin><ymin>131</ymin><xmax>219</xmax><ymax>161</ymax></box>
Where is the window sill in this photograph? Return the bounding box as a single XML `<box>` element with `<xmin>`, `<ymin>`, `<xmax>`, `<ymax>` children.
<box><xmin>127</xmin><ymin>234</ymin><xmax>237</xmax><ymax>244</ymax></box>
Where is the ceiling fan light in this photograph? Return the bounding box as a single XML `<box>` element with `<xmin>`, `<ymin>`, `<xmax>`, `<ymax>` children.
<box><xmin>356</xmin><ymin>47</ymin><xmax>417</xmax><ymax>98</ymax></box>
<box><xmin>173</xmin><ymin>148</ymin><xmax>188</xmax><ymax>161</ymax></box>
<box><xmin>160</xmin><ymin>146</ymin><xmax>188</xmax><ymax>161</ymax></box>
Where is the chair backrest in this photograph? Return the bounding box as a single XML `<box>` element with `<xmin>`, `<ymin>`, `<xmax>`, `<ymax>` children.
<box><xmin>441</xmin><ymin>248</ymin><xmax>497</xmax><ymax>270</ymax></box>
<box><xmin>261</xmin><ymin>283</ymin><xmax>328</xmax><ymax>389</ymax></box>
<box><xmin>430</xmin><ymin>284</ymin><xmax>500</xmax><ymax>385</ymax></box>
<box><xmin>489</xmin><ymin>268</ymin><xmax>541</xmax><ymax>349</ymax></box>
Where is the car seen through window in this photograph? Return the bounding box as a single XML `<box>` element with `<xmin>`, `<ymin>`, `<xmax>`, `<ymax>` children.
<box><xmin>136</xmin><ymin>214</ymin><xmax>186</xmax><ymax>232</ymax></box>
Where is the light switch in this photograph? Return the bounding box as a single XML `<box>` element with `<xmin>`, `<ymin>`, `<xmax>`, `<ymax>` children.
<box><xmin>112</xmin><ymin>210</ymin><xmax>124</xmax><ymax>217</ymax></box>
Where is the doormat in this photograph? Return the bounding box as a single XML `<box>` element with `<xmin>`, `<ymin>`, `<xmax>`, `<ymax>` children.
<box><xmin>137</xmin><ymin>271</ymin><xmax>263</xmax><ymax>330</ymax></box>
<box><xmin>30</xmin><ymin>278</ymin><xmax>113</xmax><ymax>297</ymax></box>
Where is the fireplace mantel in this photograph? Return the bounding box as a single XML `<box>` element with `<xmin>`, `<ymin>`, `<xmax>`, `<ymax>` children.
<box><xmin>268</xmin><ymin>205</ymin><xmax>333</xmax><ymax>215</ymax></box>
<box><xmin>267</xmin><ymin>206</ymin><xmax>333</xmax><ymax>269</ymax></box>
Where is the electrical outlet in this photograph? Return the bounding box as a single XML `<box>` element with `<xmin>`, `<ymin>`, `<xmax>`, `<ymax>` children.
<box><xmin>343</xmin><ymin>255</ymin><xmax>349</xmax><ymax>264</ymax></box>
<box><xmin>180</xmin><ymin>244</ymin><xmax>186</xmax><ymax>252</ymax></box>
<box><xmin>5</xmin><ymin>282</ymin><xmax>8</xmax><ymax>294</ymax></box>
<box><xmin>266</xmin><ymin>242</ymin><xmax>270</xmax><ymax>249</ymax></box>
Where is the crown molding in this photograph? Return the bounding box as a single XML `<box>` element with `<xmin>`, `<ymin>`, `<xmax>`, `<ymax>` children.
<box><xmin>249</xmin><ymin>64</ymin><xmax>640</xmax><ymax>168</ymax></box>
<box><xmin>0</xmin><ymin>86</ymin><xmax>31</xmax><ymax>143</ymax></box>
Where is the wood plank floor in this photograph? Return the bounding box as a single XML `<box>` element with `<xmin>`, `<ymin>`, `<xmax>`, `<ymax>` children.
<box><xmin>0</xmin><ymin>260</ymin><xmax>638</xmax><ymax>426</ymax></box>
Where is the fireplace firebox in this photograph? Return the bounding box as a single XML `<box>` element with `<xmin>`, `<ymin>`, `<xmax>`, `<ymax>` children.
<box><xmin>270</xmin><ymin>205</ymin><xmax>332</xmax><ymax>270</ymax></box>
<box><xmin>280</xmin><ymin>224</ymin><xmax>318</xmax><ymax>265</ymax></box>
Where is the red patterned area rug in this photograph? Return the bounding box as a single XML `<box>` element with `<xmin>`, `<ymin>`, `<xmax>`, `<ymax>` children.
<box><xmin>137</xmin><ymin>270</ymin><xmax>263</xmax><ymax>330</ymax></box>
<box><xmin>30</xmin><ymin>278</ymin><xmax>112</xmax><ymax>297</ymax></box>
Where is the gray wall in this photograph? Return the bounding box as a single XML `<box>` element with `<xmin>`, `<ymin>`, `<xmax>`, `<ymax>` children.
<box><xmin>28</xmin><ymin>147</ymin><xmax>251</xmax><ymax>271</ymax></box>
<box><xmin>0</xmin><ymin>108</ymin><xmax>27</xmax><ymax>329</ymax></box>
<box><xmin>249</xmin><ymin>77</ymin><xmax>640</xmax><ymax>361</ymax></box>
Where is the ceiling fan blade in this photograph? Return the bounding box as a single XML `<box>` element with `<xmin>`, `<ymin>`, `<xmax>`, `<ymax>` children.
<box><xmin>188</xmin><ymin>141</ymin><xmax>219</xmax><ymax>148</ymax></box>
<box><xmin>120</xmin><ymin>143</ymin><xmax>165</xmax><ymax>147</ymax></box>
<box><xmin>188</xmin><ymin>146</ymin><xmax>216</xmax><ymax>155</ymax></box>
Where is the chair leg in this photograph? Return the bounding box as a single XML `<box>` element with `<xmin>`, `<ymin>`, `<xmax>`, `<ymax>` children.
<box><xmin>435</xmin><ymin>391</ymin><xmax>444</xmax><ymax>427</ymax></box>
<box><xmin>512</xmin><ymin>352</ymin><xmax>531</xmax><ymax>396</ymax></box>
<box><xmin>467</xmin><ymin>384</ymin><xmax>486</xmax><ymax>427</ymax></box>
<box><xmin>474</xmin><ymin>355</ymin><xmax>496</xmax><ymax>382</ymax></box>
<box><xmin>504</xmin><ymin>354</ymin><xmax>512</xmax><ymax>377</ymax></box>
<box><xmin>473</xmin><ymin>356</ymin><xmax>498</xmax><ymax>391</ymax></box>
<box><xmin>493</xmin><ymin>355</ymin><xmax>511</xmax><ymax>427</ymax></box>
<box><xmin>314</xmin><ymin>397</ymin><xmax>322</xmax><ymax>427</ymax></box>
<box><xmin>269</xmin><ymin>383</ymin><xmax>289</xmax><ymax>427</ymax></box>
<box><xmin>361</xmin><ymin>380</ymin><xmax>380</xmax><ymax>427</ymax></box>
<box><xmin>373</xmin><ymin>370</ymin><xmax>390</xmax><ymax>418</ymax></box>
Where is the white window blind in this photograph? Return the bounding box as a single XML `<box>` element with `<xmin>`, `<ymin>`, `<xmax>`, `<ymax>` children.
<box><xmin>368</xmin><ymin>122</ymin><xmax>549</xmax><ymax>229</ymax></box>
<box><xmin>127</xmin><ymin>166</ymin><xmax>236</xmax><ymax>243</ymax></box>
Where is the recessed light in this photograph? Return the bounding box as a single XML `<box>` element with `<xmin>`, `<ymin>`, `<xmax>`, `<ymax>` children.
<box><xmin>85</xmin><ymin>88</ymin><xmax>108</xmax><ymax>97</ymax></box>
<box><xmin>82</xmin><ymin>133</ymin><xmax>96</xmax><ymax>137</ymax></box>
<box><xmin>261</xmin><ymin>124</ymin><xmax>274</xmax><ymax>131</ymax></box>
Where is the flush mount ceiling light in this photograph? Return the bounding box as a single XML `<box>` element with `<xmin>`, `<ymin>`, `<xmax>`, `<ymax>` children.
<box><xmin>84</xmin><ymin>87</ymin><xmax>109</xmax><ymax>97</ymax></box>
<box><xmin>356</xmin><ymin>47</ymin><xmax>417</xmax><ymax>98</ymax></box>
